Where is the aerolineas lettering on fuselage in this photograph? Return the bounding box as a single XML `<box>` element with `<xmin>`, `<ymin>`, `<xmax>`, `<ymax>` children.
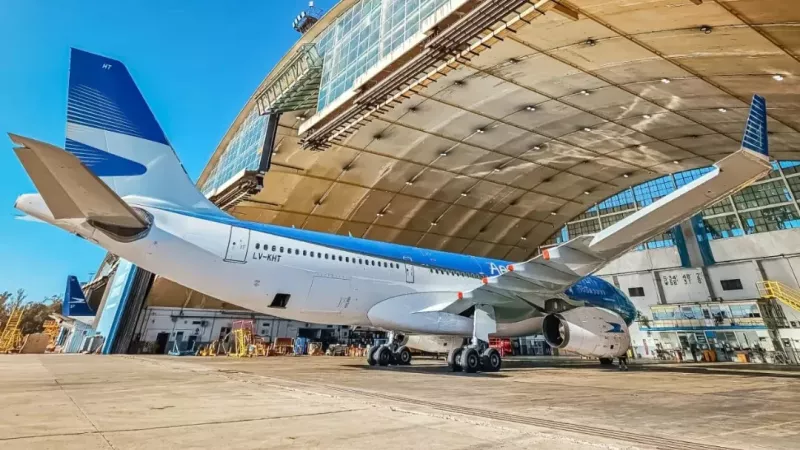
<box><xmin>252</xmin><ymin>250</ymin><xmax>282</xmax><ymax>263</ymax></box>
<box><xmin>489</xmin><ymin>262</ymin><xmax>510</xmax><ymax>275</ymax></box>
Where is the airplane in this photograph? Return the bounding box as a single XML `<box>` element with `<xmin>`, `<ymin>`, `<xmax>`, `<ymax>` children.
<box><xmin>11</xmin><ymin>49</ymin><xmax>772</xmax><ymax>372</ymax></box>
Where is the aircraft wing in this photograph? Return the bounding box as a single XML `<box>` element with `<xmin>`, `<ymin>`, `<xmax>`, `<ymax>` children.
<box><xmin>438</xmin><ymin>95</ymin><xmax>772</xmax><ymax>313</ymax></box>
<box><xmin>10</xmin><ymin>133</ymin><xmax>148</xmax><ymax>230</ymax></box>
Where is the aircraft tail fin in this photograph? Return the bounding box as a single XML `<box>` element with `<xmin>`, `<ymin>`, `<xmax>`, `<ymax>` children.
<box><xmin>64</xmin><ymin>275</ymin><xmax>94</xmax><ymax>317</ymax></box>
<box><xmin>741</xmin><ymin>94</ymin><xmax>769</xmax><ymax>156</ymax></box>
<box><xmin>11</xmin><ymin>133</ymin><xmax>149</xmax><ymax>234</ymax></box>
<box><xmin>65</xmin><ymin>49</ymin><xmax>222</xmax><ymax>215</ymax></box>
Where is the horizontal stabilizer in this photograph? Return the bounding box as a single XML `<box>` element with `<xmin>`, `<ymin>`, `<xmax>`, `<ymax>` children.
<box><xmin>10</xmin><ymin>133</ymin><xmax>148</xmax><ymax>230</ymax></box>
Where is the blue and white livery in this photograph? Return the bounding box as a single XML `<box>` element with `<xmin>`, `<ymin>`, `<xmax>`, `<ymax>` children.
<box><xmin>11</xmin><ymin>50</ymin><xmax>772</xmax><ymax>371</ymax></box>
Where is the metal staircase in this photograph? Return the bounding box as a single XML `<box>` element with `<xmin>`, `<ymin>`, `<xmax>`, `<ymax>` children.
<box><xmin>757</xmin><ymin>280</ymin><xmax>800</xmax><ymax>312</ymax></box>
<box><xmin>0</xmin><ymin>306</ymin><xmax>24</xmax><ymax>353</ymax></box>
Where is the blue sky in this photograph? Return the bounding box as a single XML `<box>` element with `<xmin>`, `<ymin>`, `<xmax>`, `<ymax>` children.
<box><xmin>0</xmin><ymin>0</ymin><xmax>335</xmax><ymax>301</ymax></box>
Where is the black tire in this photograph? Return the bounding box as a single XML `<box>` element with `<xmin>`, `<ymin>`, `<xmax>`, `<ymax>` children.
<box><xmin>481</xmin><ymin>348</ymin><xmax>502</xmax><ymax>372</ymax></box>
<box><xmin>376</xmin><ymin>345</ymin><xmax>392</xmax><ymax>366</ymax></box>
<box><xmin>599</xmin><ymin>357</ymin><xmax>614</xmax><ymax>366</ymax></box>
<box><xmin>447</xmin><ymin>347</ymin><xmax>463</xmax><ymax>372</ymax></box>
<box><xmin>367</xmin><ymin>345</ymin><xmax>380</xmax><ymax>366</ymax></box>
<box><xmin>460</xmin><ymin>347</ymin><xmax>480</xmax><ymax>373</ymax></box>
<box><xmin>396</xmin><ymin>346</ymin><xmax>412</xmax><ymax>365</ymax></box>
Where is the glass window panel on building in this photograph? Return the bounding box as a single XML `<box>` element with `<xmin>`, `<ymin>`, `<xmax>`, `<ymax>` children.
<box><xmin>202</xmin><ymin>109</ymin><xmax>268</xmax><ymax>194</ymax></box>
<box><xmin>703</xmin><ymin>215</ymin><xmax>743</xmax><ymax>240</ymax></box>
<box><xmin>739</xmin><ymin>205</ymin><xmax>800</xmax><ymax>234</ymax></box>
<box><xmin>780</xmin><ymin>161</ymin><xmax>800</xmax><ymax>176</ymax></box>
<box><xmin>703</xmin><ymin>198</ymin><xmax>734</xmax><ymax>216</ymax></box>
<box><xmin>786</xmin><ymin>175</ymin><xmax>800</xmax><ymax>199</ymax></box>
<box><xmin>315</xmin><ymin>0</ymin><xmax>452</xmax><ymax>111</ymax></box>
<box><xmin>732</xmin><ymin>180</ymin><xmax>793</xmax><ymax>210</ymax></box>
<box><xmin>673</xmin><ymin>167</ymin><xmax>713</xmax><ymax>188</ymax></box>
<box><xmin>597</xmin><ymin>189</ymin><xmax>635</xmax><ymax>215</ymax></box>
<box><xmin>600</xmin><ymin>211</ymin><xmax>632</xmax><ymax>229</ymax></box>
<box><xmin>633</xmin><ymin>175</ymin><xmax>675</xmax><ymax>207</ymax></box>
<box><xmin>567</xmin><ymin>219</ymin><xmax>600</xmax><ymax>238</ymax></box>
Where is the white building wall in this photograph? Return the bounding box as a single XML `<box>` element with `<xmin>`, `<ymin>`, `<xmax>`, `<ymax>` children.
<box><xmin>135</xmin><ymin>307</ymin><xmax>348</xmax><ymax>346</ymax></box>
<box><xmin>616</xmin><ymin>273</ymin><xmax>660</xmax><ymax>315</ymax></box>
<box><xmin>710</xmin><ymin>228</ymin><xmax>800</xmax><ymax>261</ymax></box>
<box><xmin>657</xmin><ymin>268</ymin><xmax>710</xmax><ymax>303</ymax></box>
<box><xmin>706</xmin><ymin>261</ymin><xmax>762</xmax><ymax>300</ymax></box>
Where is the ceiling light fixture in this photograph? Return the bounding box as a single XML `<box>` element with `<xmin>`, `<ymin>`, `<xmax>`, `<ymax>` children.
<box><xmin>579</xmin><ymin>90</ymin><xmax>590</xmax><ymax>96</ymax></box>
<box><xmin>297</xmin><ymin>114</ymin><xmax>306</xmax><ymax>120</ymax></box>
<box><xmin>584</xmin><ymin>127</ymin><xmax>592</xmax><ymax>132</ymax></box>
<box><xmin>476</xmin><ymin>128</ymin><xmax>486</xmax><ymax>134</ymax></box>
<box><xmin>520</xmin><ymin>236</ymin><xmax>527</xmax><ymax>241</ymax></box>
<box><xmin>718</xmin><ymin>108</ymin><xmax>727</xmax><ymax>113</ymax></box>
<box><xmin>405</xmin><ymin>181</ymin><xmax>414</xmax><ymax>186</ymax></box>
<box><xmin>376</xmin><ymin>213</ymin><xmax>384</xmax><ymax>217</ymax></box>
<box><xmin>585</xmin><ymin>38</ymin><xmax>597</xmax><ymax>47</ymax></box>
<box><xmin>550</xmin><ymin>211</ymin><xmax>557</xmax><ymax>216</ymax></box>
<box><xmin>493</xmin><ymin>168</ymin><xmax>501</xmax><ymax>173</ymax></box>
<box><xmin>773</xmin><ymin>74</ymin><xmax>785</xmax><ymax>82</ymax></box>
<box><xmin>700</xmin><ymin>25</ymin><xmax>713</xmax><ymax>34</ymax></box>
<box><xmin>533</xmin><ymin>145</ymin><xmax>541</xmax><ymax>150</ymax></box>
<box><xmin>430</xmin><ymin>221</ymin><xmax>438</xmax><ymax>226</ymax></box>
<box><xmin>440</xmin><ymin>152</ymin><xmax>448</xmax><ymax>157</ymax></box>
<box><xmin>526</xmin><ymin>105</ymin><xmax>537</xmax><ymax>112</ymax></box>
<box><xmin>461</xmin><ymin>192</ymin><xmax>468</xmax><ymax>197</ymax></box>
<box><xmin>673</xmin><ymin>160</ymin><xmax>680</xmax><ymax>164</ymax></box>
<box><xmin>623</xmin><ymin>173</ymin><xmax>630</xmax><ymax>178</ymax></box>
<box><xmin>584</xmin><ymin>191</ymin><xmax>591</xmax><ymax>195</ymax></box>
<box><xmin>660</xmin><ymin>78</ymin><xmax>671</xmax><ymax>84</ymax></box>
<box><xmin>643</xmin><ymin>114</ymin><xmax>652</xmax><ymax>119</ymax></box>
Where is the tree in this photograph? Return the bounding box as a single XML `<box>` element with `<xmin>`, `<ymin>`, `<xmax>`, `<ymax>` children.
<box><xmin>18</xmin><ymin>294</ymin><xmax>63</xmax><ymax>336</ymax></box>
<box><xmin>0</xmin><ymin>291</ymin><xmax>11</xmax><ymax>329</ymax></box>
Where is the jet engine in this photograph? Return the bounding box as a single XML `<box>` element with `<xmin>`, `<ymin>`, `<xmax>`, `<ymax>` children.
<box><xmin>542</xmin><ymin>307</ymin><xmax>629</xmax><ymax>358</ymax></box>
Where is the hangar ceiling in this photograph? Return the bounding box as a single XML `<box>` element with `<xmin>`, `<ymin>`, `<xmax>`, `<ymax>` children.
<box><xmin>204</xmin><ymin>0</ymin><xmax>800</xmax><ymax>263</ymax></box>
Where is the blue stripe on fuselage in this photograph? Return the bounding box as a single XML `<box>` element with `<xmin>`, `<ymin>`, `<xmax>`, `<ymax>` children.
<box><xmin>151</xmin><ymin>204</ymin><xmax>636</xmax><ymax>323</ymax></box>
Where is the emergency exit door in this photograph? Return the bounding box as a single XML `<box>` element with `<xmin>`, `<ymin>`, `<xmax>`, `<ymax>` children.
<box><xmin>224</xmin><ymin>226</ymin><xmax>250</xmax><ymax>263</ymax></box>
<box><xmin>403</xmin><ymin>256</ymin><xmax>414</xmax><ymax>283</ymax></box>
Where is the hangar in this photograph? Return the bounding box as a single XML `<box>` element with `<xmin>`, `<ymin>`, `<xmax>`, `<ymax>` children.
<box><xmin>66</xmin><ymin>0</ymin><xmax>800</xmax><ymax>360</ymax></box>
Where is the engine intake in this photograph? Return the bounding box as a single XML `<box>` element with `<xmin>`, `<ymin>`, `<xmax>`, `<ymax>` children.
<box><xmin>542</xmin><ymin>307</ymin><xmax>630</xmax><ymax>359</ymax></box>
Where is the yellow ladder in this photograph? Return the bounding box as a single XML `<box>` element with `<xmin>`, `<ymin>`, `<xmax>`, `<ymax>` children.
<box><xmin>0</xmin><ymin>307</ymin><xmax>24</xmax><ymax>353</ymax></box>
<box><xmin>757</xmin><ymin>280</ymin><xmax>800</xmax><ymax>312</ymax></box>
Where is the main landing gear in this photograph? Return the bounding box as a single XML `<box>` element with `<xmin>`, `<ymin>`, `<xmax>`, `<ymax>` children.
<box><xmin>446</xmin><ymin>342</ymin><xmax>502</xmax><ymax>373</ymax></box>
<box><xmin>367</xmin><ymin>332</ymin><xmax>412</xmax><ymax>367</ymax></box>
<box><xmin>448</xmin><ymin>303</ymin><xmax>502</xmax><ymax>373</ymax></box>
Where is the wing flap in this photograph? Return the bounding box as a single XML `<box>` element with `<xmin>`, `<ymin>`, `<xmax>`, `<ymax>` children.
<box><xmin>10</xmin><ymin>133</ymin><xmax>147</xmax><ymax>229</ymax></box>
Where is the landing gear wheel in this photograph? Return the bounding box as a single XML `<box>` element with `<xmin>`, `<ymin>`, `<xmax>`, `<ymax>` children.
<box><xmin>460</xmin><ymin>347</ymin><xmax>480</xmax><ymax>373</ymax></box>
<box><xmin>367</xmin><ymin>345</ymin><xmax>380</xmax><ymax>366</ymax></box>
<box><xmin>599</xmin><ymin>357</ymin><xmax>613</xmax><ymax>366</ymax></box>
<box><xmin>447</xmin><ymin>347</ymin><xmax>463</xmax><ymax>372</ymax></box>
<box><xmin>395</xmin><ymin>346</ymin><xmax>412</xmax><ymax>365</ymax></box>
<box><xmin>481</xmin><ymin>348</ymin><xmax>502</xmax><ymax>372</ymax></box>
<box><xmin>376</xmin><ymin>345</ymin><xmax>392</xmax><ymax>366</ymax></box>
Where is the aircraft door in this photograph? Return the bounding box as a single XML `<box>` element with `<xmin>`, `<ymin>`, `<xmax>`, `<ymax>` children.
<box><xmin>403</xmin><ymin>256</ymin><xmax>414</xmax><ymax>283</ymax></box>
<box><xmin>224</xmin><ymin>226</ymin><xmax>250</xmax><ymax>263</ymax></box>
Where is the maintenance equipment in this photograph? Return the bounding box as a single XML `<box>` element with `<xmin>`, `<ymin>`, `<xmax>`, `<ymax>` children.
<box><xmin>0</xmin><ymin>306</ymin><xmax>24</xmax><ymax>353</ymax></box>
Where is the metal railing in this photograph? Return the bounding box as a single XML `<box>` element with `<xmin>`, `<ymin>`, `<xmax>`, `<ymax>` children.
<box><xmin>757</xmin><ymin>280</ymin><xmax>800</xmax><ymax>312</ymax></box>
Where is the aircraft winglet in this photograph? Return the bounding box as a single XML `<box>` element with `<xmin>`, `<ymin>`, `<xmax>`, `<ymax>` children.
<box><xmin>742</xmin><ymin>94</ymin><xmax>768</xmax><ymax>156</ymax></box>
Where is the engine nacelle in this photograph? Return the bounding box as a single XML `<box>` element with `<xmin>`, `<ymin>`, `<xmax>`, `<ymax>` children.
<box><xmin>542</xmin><ymin>307</ymin><xmax>630</xmax><ymax>358</ymax></box>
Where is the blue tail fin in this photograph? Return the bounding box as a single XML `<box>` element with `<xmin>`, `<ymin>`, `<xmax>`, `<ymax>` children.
<box><xmin>65</xmin><ymin>49</ymin><xmax>223</xmax><ymax>215</ymax></box>
<box><xmin>741</xmin><ymin>95</ymin><xmax>769</xmax><ymax>156</ymax></box>
<box><xmin>63</xmin><ymin>275</ymin><xmax>94</xmax><ymax>317</ymax></box>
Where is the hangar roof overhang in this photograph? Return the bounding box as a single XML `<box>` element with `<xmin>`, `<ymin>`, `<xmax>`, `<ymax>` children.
<box><xmin>198</xmin><ymin>0</ymin><xmax>800</xmax><ymax>262</ymax></box>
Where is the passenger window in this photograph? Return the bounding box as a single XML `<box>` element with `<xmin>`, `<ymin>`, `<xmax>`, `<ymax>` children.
<box><xmin>338</xmin><ymin>255</ymin><xmax>343</xmax><ymax>262</ymax></box>
<box><xmin>318</xmin><ymin>253</ymin><xmax>322</xmax><ymax>258</ymax></box>
<box><xmin>295</xmin><ymin>249</ymin><xmax>299</xmax><ymax>255</ymax></box>
<box><xmin>255</xmin><ymin>243</ymin><xmax>260</xmax><ymax>250</ymax></box>
<box><xmin>310</xmin><ymin>251</ymin><xmax>315</xmax><ymax>257</ymax></box>
<box><xmin>272</xmin><ymin>245</ymin><xmax>276</xmax><ymax>252</ymax></box>
<box><xmin>280</xmin><ymin>247</ymin><xmax>284</xmax><ymax>253</ymax></box>
<box><xmin>346</xmin><ymin>257</ymin><xmax>350</xmax><ymax>263</ymax></box>
<box><xmin>359</xmin><ymin>258</ymin><xmax>363</xmax><ymax>264</ymax></box>
<box><xmin>325</xmin><ymin>254</ymin><xmax>329</xmax><ymax>259</ymax></box>
<box><xmin>383</xmin><ymin>262</ymin><xmax>387</xmax><ymax>268</ymax></box>
<box><xmin>371</xmin><ymin>260</ymin><xmax>375</xmax><ymax>266</ymax></box>
<box><xmin>303</xmin><ymin>250</ymin><xmax>307</xmax><ymax>256</ymax></box>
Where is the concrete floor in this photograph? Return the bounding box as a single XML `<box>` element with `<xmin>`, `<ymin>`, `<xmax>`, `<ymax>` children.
<box><xmin>2</xmin><ymin>355</ymin><xmax>799</xmax><ymax>449</ymax></box>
